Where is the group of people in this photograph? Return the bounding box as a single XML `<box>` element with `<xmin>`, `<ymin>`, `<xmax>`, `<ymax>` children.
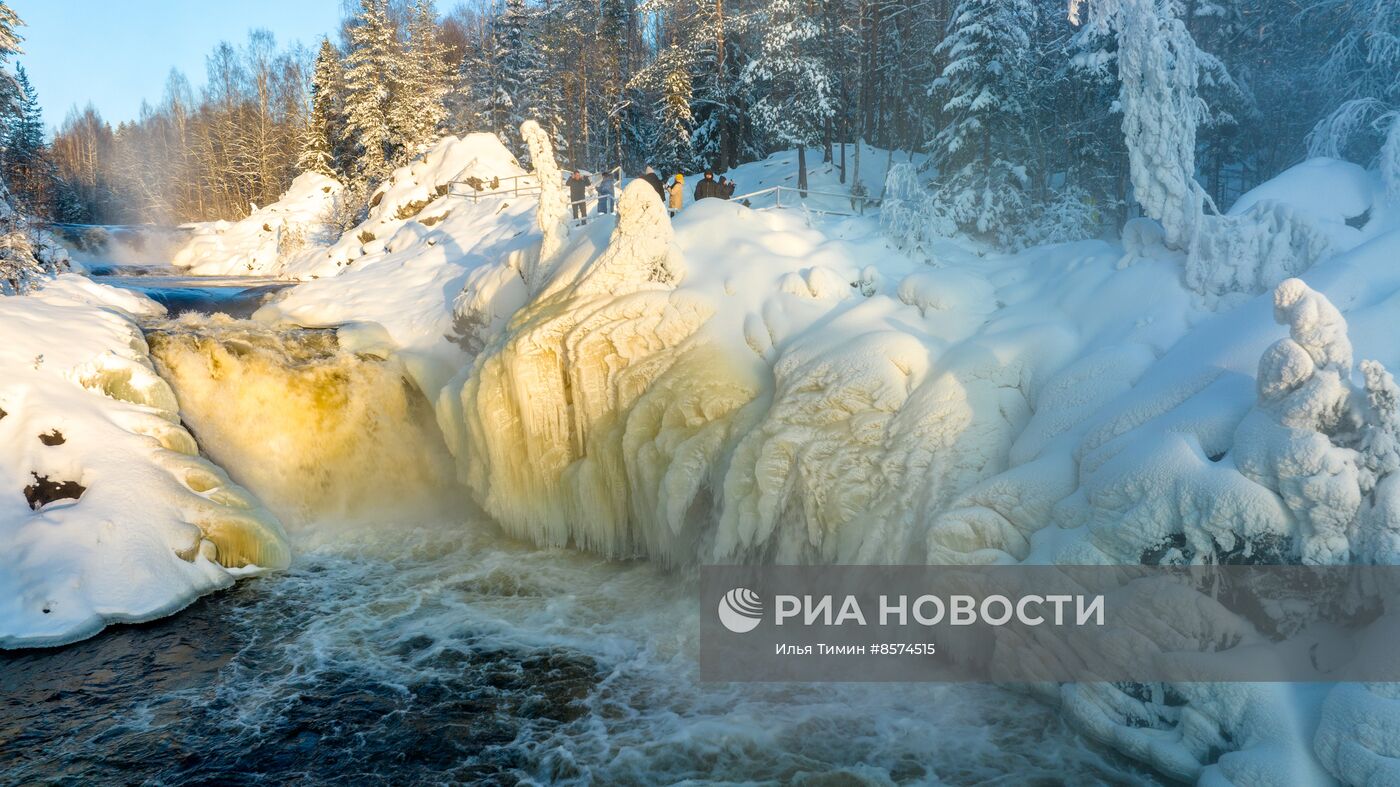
<box><xmin>639</xmin><ymin>168</ymin><xmax>738</xmax><ymax>216</ymax></box>
<box><xmin>568</xmin><ymin>169</ymin><xmax>616</xmax><ymax>223</ymax></box>
<box><xmin>565</xmin><ymin>166</ymin><xmax>740</xmax><ymax>223</ymax></box>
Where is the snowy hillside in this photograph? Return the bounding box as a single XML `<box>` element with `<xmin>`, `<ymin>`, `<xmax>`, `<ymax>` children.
<box><xmin>171</xmin><ymin>134</ymin><xmax>531</xmax><ymax>281</ymax></box>
<box><xmin>0</xmin><ymin>276</ymin><xmax>289</xmax><ymax>648</ymax></box>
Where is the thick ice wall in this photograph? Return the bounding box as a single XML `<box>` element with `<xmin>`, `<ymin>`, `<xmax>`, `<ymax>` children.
<box><xmin>451</xmin><ymin>181</ymin><xmax>727</xmax><ymax>560</ymax></box>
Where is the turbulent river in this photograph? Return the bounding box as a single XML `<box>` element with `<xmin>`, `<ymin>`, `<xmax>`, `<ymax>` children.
<box><xmin>0</xmin><ymin>265</ymin><xmax>1163</xmax><ymax>785</ymax></box>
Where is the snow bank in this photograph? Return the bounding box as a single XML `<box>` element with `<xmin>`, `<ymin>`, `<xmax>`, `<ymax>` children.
<box><xmin>0</xmin><ymin>276</ymin><xmax>289</xmax><ymax>648</ymax></box>
<box><xmin>172</xmin><ymin>172</ymin><xmax>342</xmax><ymax>277</ymax></box>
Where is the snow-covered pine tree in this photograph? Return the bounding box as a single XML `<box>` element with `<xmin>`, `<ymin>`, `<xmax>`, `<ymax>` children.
<box><xmin>653</xmin><ymin>47</ymin><xmax>695</xmax><ymax>176</ymax></box>
<box><xmin>391</xmin><ymin>0</ymin><xmax>451</xmax><ymax>156</ymax></box>
<box><xmin>1184</xmin><ymin>0</ymin><xmax>1258</xmax><ymax>207</ymax></box>
<box><xmin>596</xmin><ymin>0</ymin><xmax>638</xmax><ymax>169</ymax></box>
<box><xmin>4</xmin><ymin>65</ymin><xmax>54</xmax><ymax>216</ymax></box>
<box><xmin>927</xmin><ymin>0</ymin><xmax>1035</xmax><ymax>247</ymax></box>
<box><xmin>490</xmin><ymin>0</ymin><xmax>544</xmax><ymax>156</ymax></box>
<box><xmin>1068</xmin><ymin>0</ymin><xmax>1205</xmax><ymax>249</ymax></box>
<box><xmin>297</xmin><ymin>39</ymin><xmax>342</xmax><ymax>179</ymax></box>
<box><xmin>0</xmin><ymin>175</ymin><xmax>67</xmax><ymax>295</ymax></box>
<box><xmin>741</xmin><ymin>0</ymin><xmax>834</xmax><ymax>193</ymax></box>
<box><xmin>683</xmin><ymin>0</ymin><xmax>743</xmax><ymax>172</ymax></box>
<box><xmin>342</xmin><ymin>0</ymin><xmax>400</xmax><ymax>185</ymax></box>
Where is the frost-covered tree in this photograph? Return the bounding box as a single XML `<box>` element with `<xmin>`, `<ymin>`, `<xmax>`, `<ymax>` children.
<box><xmin>1068</xmin><ymin>0</ymin><xmax>1208</xmax><ymax>248</ymax></box>
<box><xmin>0</xmin><ymin>177</ymin><xmax>67</xmax><ymax>295</ymax></box>
<box><xmin>488</xmin><ymin>0</ymin><xmax>545</xmax><ymax>156</ymax></box>
<box><xmin>392</xmin><ymin>0</ymin><xmax>451</xmax><ymax>155</ymax></box>
<box><xmin>741</xmin><ymin>0</ymin><xmax>834</xmax><ymax>193</ymax></box>
<box><xmin>342</xmin><ymin>0</ymin><xmax>400</xmax><ymax>185</ymax></box>
<box><xmin>297</xmin><ymin>39</ymin><xmax>342</xmax><ymax>179</ymax></box>
<box><xmin>0</xmin><ymin>1</ymin><xmax>22</xmax><ymax>119</ymax></box>
<box><xmin>1305</xmin><ymin>0</ymin><xmax>1400</xmax><ymax>198</ymax></box>
<box><xmin>652</xmin><ymin>47</ymin><xmax>695</xmax><ymax>175</ymax></box>
<box><xmin>4</xmin><ymin>65</ymin><xmax>54</xmax><ymax>216</ymax></box>
<box><xmin>927</xmin><ymin>0</ymin><xmax>1036</xmax><ymax>246</ymax></box>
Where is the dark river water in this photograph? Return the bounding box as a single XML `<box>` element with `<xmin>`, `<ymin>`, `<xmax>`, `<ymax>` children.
<box><xmin>0</xmin><ymin>268</ymin><xmax>1164</xmax><ymax>786</ymax></box>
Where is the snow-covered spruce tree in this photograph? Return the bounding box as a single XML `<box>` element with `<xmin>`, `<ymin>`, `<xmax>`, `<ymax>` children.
<box><xmin>741</xmin><ymin>0</ymin><xmax>835</xmax><ymax>193</ymax></box>
<box><xmin>4</xmin><ymin>64</ymin><xmax>55</xmax><ymax>216</ymax></box>
<box><xmin>1068</xmin><ymin>0</ymin><xmax>1205</xmax><ymax>249</ymax></box>
<box><xmin>652</xmin><ymin>47</ymin><xmax>696</xmax><ymax>176</ymax></box>
<box><xmin>1187</xmin><ymin>0</ymin><xmax>1260</xmax><ymax>208</ymax></box>
<box><xmin>0</xmin><ymin>1</ymin><xmax>21</xmax><ymax>117</ymax></box>
<box><xmin>390</xmin><ymin>0</ymin><xmax>451</xmax><ymax>157</ymax></box>
<box><xmin>342</xmin><ymin>0</ymin><xmax>401</xmax><ymax>186</ymax></box>
<box><xmin>489</xmin><ymin>0</ymin><xmax>546</xmax><ymax>158</ymax></box>
<box><xmin>297</xmin><ymin>39</ymin><xmax>342</xmax><ymax>179</ymax></box>
<box><xmin>927</xmin><ymin>0</ymin><xmax>1035</xmax><ymax>247</ymax></box>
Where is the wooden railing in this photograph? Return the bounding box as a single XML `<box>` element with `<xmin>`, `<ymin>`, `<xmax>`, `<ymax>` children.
<box><xmin>445</xmin><ymin>172</ymin><xmax>542</xmax><ymax>201</ymax></box>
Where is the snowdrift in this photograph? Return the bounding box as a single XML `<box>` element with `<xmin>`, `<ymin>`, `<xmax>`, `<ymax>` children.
<box><xmin>173</xmin><ymin>172</ymin><xmax>342</xmax><ymax>277</ymax></box>
<box><xmin>0</xmin><ymin>276</ymin><xmax>289</xmax><ymax>648</ymax></box>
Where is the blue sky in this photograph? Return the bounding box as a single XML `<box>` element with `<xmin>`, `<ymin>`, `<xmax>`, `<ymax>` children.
<box><xmin>12</xmin><ymin>0</ymin><xmax>343</xmax><ymax>130</ymax></box>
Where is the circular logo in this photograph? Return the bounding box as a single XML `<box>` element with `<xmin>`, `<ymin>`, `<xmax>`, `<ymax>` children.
<box><xmin>718</xmin><ymin>587</ymin><xmax>763</xmax><ymax>633</ymax></box>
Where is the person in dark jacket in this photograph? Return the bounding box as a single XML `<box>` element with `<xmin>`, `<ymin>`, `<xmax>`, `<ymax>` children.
<box><xmin>568</xmin><ymin>170</ymin><xmax>588</xmax><ymax>223</ymax></box>
<box><xmin>717</xmin><ymin>175</ymin><xmax>729</xmax><ymax>199</ymax></box>
<box><xmin>640</xmin><ymin>165</ymin><xmax>665</xmax><ymax>201</ymax></box>
<box><xmin>725</xmin><ymin>178</ymin><xmax>737</xmax><ymax>199</ymax></box>
<box><xmin>694</xmin><ymin>170</ymin><xmax>724</xmax><ymax>201</ymax></box>
<box><xmin>597</xmin><ymin>171</ymin><xmax>615</xmax><ymax>214</ymax></box>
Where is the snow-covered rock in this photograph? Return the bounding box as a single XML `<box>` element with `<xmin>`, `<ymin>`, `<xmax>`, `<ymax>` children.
<box><xmin>173</xmin><ymin>172</ymin><xmax>342</xmax><ymax>277</ymax></box>
<box><xmin>0</xmin><ymin>276</ymin><xmax>289</xmax><ymax>648</ymax></box>
<box><xmin>279</xmin><ymin>133</ymin><xmax>530</xmax><ymax>280</ymax></box>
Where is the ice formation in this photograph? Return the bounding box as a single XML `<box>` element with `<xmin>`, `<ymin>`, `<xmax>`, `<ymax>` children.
<box><xmin>519</xmin><ymin>119</ymin><xmax>569</xmax><ymax>289</ymax></box>
<box><xmin>448</xmin><ymin>179</ymin><xmax>710</xmax><ymax>559</ymax></box>
<box><xmin>0</xmin><ymin>276</ymin><xmax>289</xmax><ymax>648</ymax></box>
<box><xmin>280</xmin><ymin>133</ymin><xmax>530</xmax><ymax>280</ymax></box>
